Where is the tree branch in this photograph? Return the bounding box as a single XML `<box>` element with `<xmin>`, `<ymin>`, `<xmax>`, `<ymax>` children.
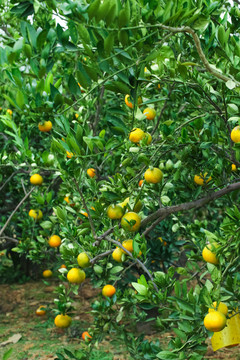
<box><xmin>0</xmin><ymin>236</ymin><xmax>18</xmax><ymax>244</ymax></box>
<box><xmin>0</xmin><ymin>187</ymin><xmax>35</xmax><ymax>237</ymax></box>
<box><xmin>141</xmin><ymin>181</ymin><xmax>240</xmax><ymax>229</ymax></box>
<box><xmin>90</xmin><ymin>250</ymin><xmax>113</xmax><ymax>264</ymax></box>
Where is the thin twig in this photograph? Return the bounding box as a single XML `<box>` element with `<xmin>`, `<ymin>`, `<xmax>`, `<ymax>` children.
<box><xmin>0</xmin><ymin>236</ymin><xmax>18</xmax><ymax>244</ymax></box>
<box><xmin>73</xmin><ymin>178</ymin><xmax>96</xmax><ymax>238</ymax></box>
<box><xmin>21</xmin><ymin>178</ymin><xmax>27</xmax><ymax>195</ymax></box>
<box><xmin>92</xmin><ymin>86</ymin><xmax>105</xmax><ymax>136</ymax></box>
<box><xmin>0</xmin><ymin>187</ymin><xmax>35</xmax><ymax>237</ymax></box>
<box><xmin>105</xmin><ymin>236</ymin><xmax>159</xmax><ymax>292</ymax></box>
<box><xmin>90</xmin><ymin>250</ymin><xmax>113</xmax><ymax>264</ymax></box>
<box><xmin>93</xmin><ymin>226</ymin><xmax>116</xmax><ymax>246</ymax></box>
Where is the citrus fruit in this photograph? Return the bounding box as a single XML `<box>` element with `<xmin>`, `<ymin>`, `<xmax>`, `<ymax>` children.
<box><xmin>194</xmin><ymin>173</ymin><xmax>212</xmax><ymax>186</ymax></box>
<box><xmin>7</xmin><ymin>109</ymin><xmax>13</xmax><ymax>115</ymax></box>
<box><xmin>87</xmin><ymin>168</ymin><xmax>96</xmax><ymax>178</ymax></box>
<box><xmin>107</xmin><ymin>204</ymin><xmax>124</xmax><ymax>220</ymax></box>
<box><xmin>54</xmin><ymin>314</ymin><xmax>72</xmax><ymax>328</ymax></box>
<box><xmin>138</xmin><ymin>180</ymin><xmax>144</xmax><ymax>187</ymax></box>
<box><xmin>80</xmin><ymin>210</ymin><xmax>88</xmax><ymax>217</ymax></box>
<box><xmin>77</xmin><ymin>252</ymin><xmax>90</xmax><ymax>268</ymax></box>
<box><xmin>36</xmin><ymin>306</ymin><xmax>46</xmax><ymax>316</ymax></box>
<box><xmin>125</xmin><ymin>94</ymin><xmax>142</xmax><ymax>109</ymax></box>
<box><xmin>82</xmin><ymin>331</ymin><xmax>92</xmax><ymax>341</ymax></box>
<box><xmin>232</xmin><ymin>164</ymin><xmax>237</xmax><ymax>171</ymax></box>
<box><xmin>64</xmin><ymin>196</ymin><xmax>70</xmax><ymax>203</ymax></box>
<box><xmin>144</xmin><ymin>168</ymin><xmax>163</xmax><ymax>183</ymax></box>
<box><xmin>43</xmin><ymin>270</ymin><xmax>53</xmax><ymax>278</ymax></box>
<box><xmin>202</xmin><ymin>243</ymin><xmax>219</xmax><ymax>265</ymax></box>
<box><xmin>48</xmin><ymin>235</ymin><xmax>61</xmax><ymax>248</ymax></box>
<box><xmin>29</xmin><ymin>209</ymin><xmax>43</xmax><ymax>220</ymax></box>
<box><xmin>231</xmin><ymin>126</ymin><xmax>240</xmax><ymax>143</ymax></box>
<box><xmin>112</xmin><ymin>247</ymin><xmax>123</xmax><ymax>262</ymax></box>
<box><xmin>204</xmin><ymin>311</ymin><xmax>226</xmax><ymax>332</ymax></box>
<box><xmin>144</xmin><ymin>132</ymin><xmax>152</xmax><ymax>145</ymax></box>
<box><xmin>38</xmin><ymin>121</ymin><xmax>52</xmax><ymax>132</ymax></box>
<box><xmin>122</xmin><ymin>239</ymin><xmax>133</xmax><ymax>254</ymax></box>
<box><xmin>67</xmin><ymin>268</ymin><xmax>86</xmax><ymax>284</ymax></box>
<box><xmin>30</xmin><ymin>174</ymin><xmax>43</xmax><ymax>186</ymax></box>
<box><xmin>60</xmin><ymin>264</ymin><xmax>67</xmax><ymax>269</ymax></box>
<box><xmin>143</xmin><ymin>108</ymin><xmax>156</xmax><ymax>120</ymax></box>
<box><xmin>66</xmin><ymin>151</ymin><xmax>73</xmax><ymax>158</ymax></box>
<box><xmin>209</xmin><ymin>302</ymin><xmax>228</xmax><ymax>316</ymax></box>
<box><xmin>159</xmin><ymin>237</ymin><xmax>167</xmax><ymax>246</ymax></box>
<box><xmin>102</xmin><ymin>284</ymin><xmax>116</xmax><ymax>297</ymax></box>
<box><xmin>129</xmin><ymin>128</ymin><xmax>145</xmax><ymax>143</ymax></box>
<box><xmin>75</xmin><ymin>113</ymin><xmax>79</xmax><ymax>119</ymax></box>
<box><xmin>121</xmin><ymin>212</ymin><xmax>141</xmax><ymax>232</ymax></box>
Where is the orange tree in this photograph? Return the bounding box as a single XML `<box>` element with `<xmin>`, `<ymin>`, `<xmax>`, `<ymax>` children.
<box><xmin>1</xmin><ymin>0</ymin><xmax>240</xmax><ymax>358</ymax></box>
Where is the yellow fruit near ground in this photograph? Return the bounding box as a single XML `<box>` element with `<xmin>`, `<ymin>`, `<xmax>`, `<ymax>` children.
<box><xmin>43</xmin><ymin>270</ymin><xmax>53</xmax><ymax>278</ymax></box>
<box><xmin>209</xmin><ymin>302</ymin><xmax>228</xmax><ymax>316</ymax></box>
<box><xmin>107</xmin><ymin>204</ymin><xmax>124</xmax><ymax>220</ymax></box>
<box><xmin>87</xmin><ymin>168</ymin><xmax>96</xmax><ymax>178</ymax></box>
<box><xmin>30</xmin><ymin>174</ymin><xmax>43</xmax><ymax>186</ymax></box>
<box><xmin>125</xmin><ymin>94</ymin><xmax>142</xmax><ymax>109</ymax></box>
<box><xmin>54</xmin><ymin>314</ymin><xmax>72</xmax><ymax>328</ymax></box>
<box><xmin>232</xmin><ymin>164</ymin><xmax>237</xmax><ymax>171</ymax></box>
<box><xmin>144</xmin><ymin>132</ymin><xmax>152</xmax><ymax>145</ymax></box>
<box><xmin>194</xmin><ymin>173</ymin><xmax>212</xmax><ymax>186</ymax></box>
<box><xmin>38</xmin><ymin>121</ymin><xmax>52</xmax><ymax>132</ymax></box>
<box><xmin>29</xmin><ymin>209</ymin><xmax>43</xmax><ymax>220</ymax></box>
<box><xmin>48</xmin><ymin>235</ymin><xmax>61</xmax><ymax>248</ymax></box>
<box><xmin>67</xmin><ymin>268</ymin><xmax>86</xmax><ymax>284</ymax></box>
<box><xmin>102</xmin><ymin>284</ymin><xmax>116</xmax><ymax>297</ymax></box>
<box><xmin>144</xmin><ymin>168</ymin><xmax>163</xmax><ymax>184</ymax></box>
<box><xmin>112</xmin><ymin>247</ymin><xmax>123</xmax><ymax>262</ymax></box>
<box><xmin>121</xmin><ymin>212</ymin><xmax>141</xmax><ymax>232</ymax></box>
<box><xmin>204</xmin><ymin>311</ymin><xmax>226</xmax><ymax>332</ymax></box>
<box><xmin>36</xmin><ymin>306</ymin><xmax>46</xmax><ymax>316</ymax></box>
<box><xmin>143</xmin><ymin>108</ymin><xmax>156</xmax><ymax>120</ymax></box>
<box><xmin>202</xmin><ymin>243</ymin><xmax>219</xmax><ymax>265</ymax></box>
<box><xmin>77</xmin><ymin>252</ymin><xmax>90</xmax><ymax>268</ymax></box>
<box><xmin>122</xmin><ymin>239</ymin><xmax>133</xmax><ymax>254</ymax></box>
<box><xmin>231</xmin><ymin>126</ymin><xmax>240</xmax><ymax>143</ymax></box>
<box><xmin>129</xmin><ymin>128</ymin><xmax>145</xmax><ymax>143</ymax></box>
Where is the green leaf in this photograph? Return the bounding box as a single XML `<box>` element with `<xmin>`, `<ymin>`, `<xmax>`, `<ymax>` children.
<box><xmin>68</xmin><ymin>74</ymin><xmax>80</xmax><ymax>95</ymax></box>
<box><xmin>16</xmin><ymin>90</ymin><xmax>25</xmax><ymax>109</ymax></box>
<box><xmin>132</xmin><ymin>282</ymin><xmax>148</xmax><ymax>295</ymax></box>
<box><xmin>3</xmin><ymin>348</ymin><xmax>14</xmax><ymax>360</ymax></box>
<box><xmin>40</xmin><ymin>221</ymin><xmax>53</xmax><ymax>230</ymax></box>
<box><xmin>157</xmin><ymin>351</ymin><xmax>178</xmax><ymax>359</ymax></box>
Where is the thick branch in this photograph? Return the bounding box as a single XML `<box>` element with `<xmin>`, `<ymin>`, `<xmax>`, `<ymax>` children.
<box><xmin>0</xmin><ymin>187</ymin><xmax>34</xmax><ymax>237</ymax></box>
<box><xmin>141</xmin><ymin>181</ymin><xmax>240</xmax><ymax>229</ymax></box>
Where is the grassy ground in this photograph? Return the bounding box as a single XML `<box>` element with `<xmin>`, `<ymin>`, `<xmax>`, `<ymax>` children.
<box><xmin>0</xmin><ymin>277</ymin><xmax>240</xmax><ymax>360</ymax></box>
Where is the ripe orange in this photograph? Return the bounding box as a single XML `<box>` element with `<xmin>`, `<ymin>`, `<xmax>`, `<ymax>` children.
<box><xmin>36</xmin><ymin>306</ymin><xmax>46</xmax><ymax>316</ymax></box>
<box><xmin>112</xmin><ymin>247</ymin><xmax>123</xmax><ymax>262</ymax></box>
<box><xmin>231</xmin><ymin>126</ymin><xmax>240</xmax><ymax>143</ymax></box>
<box><xmin>129</xmin><ymin>128</ymin><xmax>145</xmax><ymax>143</ymax></box>
<box><xmin>66</xmin><ymin>151</ymin><xmax>74</xmax><ymax>158</ymax></box>
<box><xmin>107</xmin><ymin>204</ymin><xmax>124</xmax><ymax>220</ymax></box>
<box><xmin>144</xmin><ymin>168</ymin><xmax>163</xmax><ymax>184</ymax></box>
<box><xmin>194</xmin><ymin>173</ymin><xmax>212</xmax><ymax>186</ymax></box>
<box><xmin>64</xmin><ymin>196</ymin><xmax>70</xmax><ymax>203</ymax></box>
<box><xmin>121</xmin><ymin>212</ymin><xmax>141</xmax><ymax>232</ymax></box>
<box><xmin>125</xmin><ymin>94</ymin><xmax>142</xmax><ymax>109</ymax></box>
<box><xmin>43</xmin><ymin>270</ymin><xmax>53</xmax><ymax>278</ymax></box>
<box><xmin>48</xmin><ymin>235</ymin><xmax>61</xmax><ymax>248</ymax></box>
<box><xmin>30</xmin><ymin>174</ymin><xmax>43</xmax><ymax>186</ymax></box>
<box><xmin>87</xmin><ymin>168</ymin><xmax>96</xmax><ymax>178</ymax></box>
<box><xmin>60</xmin><ymin>264</ymin><xmax>67</xmax><ymax>269</ymax></box>
<box><xmin>80</xmin><ymin>210</ymin><xmax>88</xmax><ymax>217</ymax></box>
<box><xmin>67</xmin><ymin>268</ymin><xmax>86</xmax><ymax>284</ymax></box>
<box><xmin>138</xmin><ymin>180</ymin><xmax>144</xmax><ymax>187</ymax></box>
<box><xmin>143</xmin><ymin>108</ymin><xmax>156</xmax><ymax>120</ymax></box>
<box><xmin>102</xmin><ymin>284</ymin><xmax>116</xmax><ymax>297</ymax></box>
<box><xmin>232</xmin><ymin>164</ymin><xmax>237</xmax><ymax>171</ymax></box>
<box><xmin>204</xmin><ymin>311</ymin><xmax>226</xmax><ymax>332</ymax></box>
<box><xmin>82</xmin><ymin>331</ymin><xmax>92</xmax><ymax>341</ymax></box>
<box><xmin>54</xmin><ymin>314</ymin><xmax>72</xmax><ymax>328</ymax></box>
<box><xmin>77</xmin><ymin>252</ymin><xmax>90</xmax><ymax>268</ymax></box>
<box><xmin>29</xmin><ymin>209</ymin><xmax>43</xmax><ymax>220</ymax></box>
<box><xmin>122</xmin><ymin>239</ymin><xmax>133</xmax><ymax>254</ymax></box>
<box><xmin>202</xmin><ymin>243</ymin><xmax>219</xmax><ymax>265</ymax></box>
<box><xmin>7</xmin><ymin>109</ymin><xmax>13</xmax><ymax>115</ymax></box>
<box><xmin>144</xmin><ymin>132</ymin><xmax>152</xmax><ymax>145</ymax></box>
<box><xmin>38</xmin><ymin>121</ymin><xmax>52</xmax><ymax>132</ymax></box>
<box><xmin>75</xmin><ymin>113</ymin><xmax>79</xmax><ymax>119</ymax></box>
<box><xmin>208</xmin><ymin>302</ymin><xmax>228</xmax><ymax>316</ymax></box>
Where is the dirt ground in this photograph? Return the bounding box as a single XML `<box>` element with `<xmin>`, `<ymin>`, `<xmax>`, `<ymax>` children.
<box><xmin>0</xmin><ymin>279</ymin><xmax>239</xmax><ymax>360</ymax></box>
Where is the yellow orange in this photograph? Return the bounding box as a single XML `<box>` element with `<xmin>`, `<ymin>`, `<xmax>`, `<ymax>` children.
<box><xmin>87</xmin><ymin>168</ymin><xmax>96</xmax><ymax>178</ymax></box>
<box><xmin>144</xmin><ymin>168</ymin><xmax>163</xmax><ymax>184</ymax></box>
<box><xmin>107</xmin><ymin>205</ymin><xmax>124</xmax><ymax>220</ymax></box>
<box><xmin>30</xmin><ymin>174</ymin><xmax>43</xmax><ymax>186</ymax></box>
<box><xmin>102</xmin><ymin>284</ymin><xmax>116</xmax><ymax>297</ymax></box>
<box><xmin>202</xmin><ymin>243</ymin><xmax>219</xmax><ymax>265</ymax></box>
<box><xmin>29</xmin><ymin>209</ymin><xmax>43</xmax><ymax>220</ymax></box>
<box><xmin>143</xmin><ymin>108</ymin><xmax>156</xmax><ymax>120</ymax></box>
<box><xmin>209</xmin><ymin>302</ymin><xmax>228</xmax><ymax>316</ymax></box>
<box><xmin>42</xmin><ymin>270</ymin><xmax>53</xmax><ymax>278</ymax></box>
<box><xmin>112</xmin><ymin>247</ymin><xmax>123</xmax><ymax>262</ymax></box>
<box><xmin>204</xmin><ymin>311</ymin><xmax>226</xmax><ymax>332</ymax></box>
<box><xmin>129</xmin><ymin>128</ymin><xmax>145</xmax><ymax>143</ymax></box>
<box><xmin>48</xmin><ymin>235</ymin><xmax>61</xmax><ymax>248</ymax></box>
<box><xmin>194</xmin><ymin>173</ymin><xmax>212</xmax><ymax>186</ymax></box>
<box><xmin>121</xmin><ymin>212</ymin><xmax>141</xmax><ymax>232</ymax></box>
<box><xmin>125</xmin><ymin>94</ymin><xmax>142</xmax><ymax>109</ymax></box>
<box><xmin>54</xmin><ymin>314</ymin><xmax>72</xmax><ymax>328</ymax></box>
<box><xmin>67</xmin><ymin>268</ymin><xmax>86</xmax><ymax>284</ymax></box>
<box><xmin>231</xmin><ymin>126</ymin><xmax>240</xmax><ymax>143</ymax></box>
<box><xmin>38</xmin><ymin>121</ymin><xmax>52</xmax><ymax>132</ymax></box>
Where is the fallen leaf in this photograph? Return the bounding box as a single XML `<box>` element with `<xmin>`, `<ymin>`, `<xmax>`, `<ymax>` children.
<box><xmin>0</xmin><ymin>333</ymin><xmax>22</xmax><ymax>347</ymax></box>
